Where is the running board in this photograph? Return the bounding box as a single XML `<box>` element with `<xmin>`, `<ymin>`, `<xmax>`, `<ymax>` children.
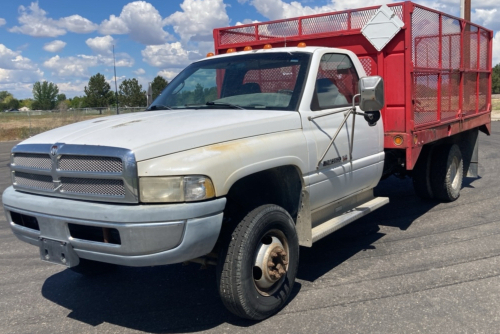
<box><xmin>311</xmin><ymin>197</ymin><xmax>389</xmax><ymax>243</ymax></box>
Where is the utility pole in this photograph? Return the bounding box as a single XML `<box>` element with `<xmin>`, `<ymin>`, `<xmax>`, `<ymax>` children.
<box><xmin>460</xmin><ymin>0</ymin><xmax>471</xmax><ymax>20</ymax></box>
<box><xmin>113</xmin><ymin>45</ymin><xmax>119</xmax><ymax>115</ymax></box>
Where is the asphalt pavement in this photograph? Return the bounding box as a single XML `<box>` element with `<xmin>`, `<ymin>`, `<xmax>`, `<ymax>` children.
<box><xmin>1</xmin><ymin>123</ymin><xmax>500</xmax><ymax>333</ymax></box>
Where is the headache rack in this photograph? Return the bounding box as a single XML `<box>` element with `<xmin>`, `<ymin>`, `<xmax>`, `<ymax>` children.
<box><xmin>213</xmin><ymin>1</ymin><xmax>493</xmax><ymax>169</ymax></box>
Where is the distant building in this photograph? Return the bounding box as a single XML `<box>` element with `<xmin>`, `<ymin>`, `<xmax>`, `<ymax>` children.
<box><xmin>19</xmin><ymin>106</ymin><xmax>30</xmax><ymax>112</ymax></box>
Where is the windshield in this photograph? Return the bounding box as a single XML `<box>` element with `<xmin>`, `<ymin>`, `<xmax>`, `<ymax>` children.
<box><xmin>149</xmin><ymin>52</ymin><xmax>311</xmax><ymax>111</ymax></box>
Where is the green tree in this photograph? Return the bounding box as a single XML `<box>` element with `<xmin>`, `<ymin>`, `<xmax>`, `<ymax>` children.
<box><xmin>493</xmin><ymin>63</ymin><xmax>500</xmax><ymax>94</ymax></box>
<box><xmin>69</xmin><ymin>96</ymin><xmax>87</xmax><ymax>109</ymax></box>
<box><xmin>19</xmin><ymin>99</ymin><xmax>33</xmax><ymax>109</ymax></box>
<box><xmin>0</xmin><ymin>91</ymin><xmax>13</xmax><ymax>103</ymax></box>
<box><xmin>151</xmin><ymin>75</ymin><xmax>168</xmax><ymax>100</ymax></box>
<box><xmin>119</xmin><ymin>78</ymin><xmax>146</xmax><ymax>107</ymax></box>
<box><xmin>84</xmin><ymin>73</ymin><xmax>113</xmax><ymax>107</ymax></box>
<box><xmin>57</xmin><ymin>93</ymin><xmax>67</xmax><ymax>104</ymax></box>
<box><xmin>32</xmin><ymin>81</ymin><xmax>59</xmax><ymax>110</ymax></box>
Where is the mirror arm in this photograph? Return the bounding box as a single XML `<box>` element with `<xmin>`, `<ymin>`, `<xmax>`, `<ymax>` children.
<box><xmin>316</xmin><ymin>107</ymin><xmax>354</xmax><ymax>169</ymax></box>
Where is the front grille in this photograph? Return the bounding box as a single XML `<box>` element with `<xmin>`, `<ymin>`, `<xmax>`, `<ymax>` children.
<box><xmin>11</xmin><ymin>144</ymin><xmax>137</xmax><ymax>203</ymax></box>
<box><xmin>59</xmin><ymin>155</ymin><xmax>123</xmax><ymax>173</ymax></box>
<box><xmin>13</xmin><ymin>153</ymin><xmax>52</xmax><ymax>170</ymax></box>
<box><xmin>60</xmin><ymin>177</ymin><xmax>125</xmax><ymax>196</ymax></box>
<box><xmin>14</xmin><ymin>172</ymin><xmax>54</xmax><ymax>190</ymax></box>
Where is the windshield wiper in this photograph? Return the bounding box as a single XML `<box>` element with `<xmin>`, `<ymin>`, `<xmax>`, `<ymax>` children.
<box><xmin>206</xmin><ymin>101</ymin><xmax>245</xmax><ymax>110</ymax></box>
<box><xmin>148</xmin><ymin>105</ymin><xmax>172</xmax><ymax>111</ymax></box>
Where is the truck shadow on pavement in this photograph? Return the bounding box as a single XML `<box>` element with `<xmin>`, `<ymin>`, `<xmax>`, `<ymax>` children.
<box><xmin>41</xmin><ymin>175</ymin><xmax>469</xmax><ymax>332</ymax></box>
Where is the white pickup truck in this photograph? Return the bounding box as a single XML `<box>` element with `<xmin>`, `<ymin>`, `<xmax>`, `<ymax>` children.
<box><xmin>3</xmin><ymin>46</ymin><xmax>412</xmax><ymax>320</ymax></box>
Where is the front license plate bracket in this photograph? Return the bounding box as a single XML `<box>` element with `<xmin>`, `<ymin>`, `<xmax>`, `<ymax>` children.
<box><xmin>39</xmin><ymin>238</ymin><xmax>80</xmax><ymax>267</ymax></box>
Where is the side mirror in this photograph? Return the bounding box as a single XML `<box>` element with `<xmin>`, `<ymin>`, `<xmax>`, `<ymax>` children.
<box><xmin>359</xmin><ymin>76</ymin><xmax>384</xmax><ymax>112</ymax></box>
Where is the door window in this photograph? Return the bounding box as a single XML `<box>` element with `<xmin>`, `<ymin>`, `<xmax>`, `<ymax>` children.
<box><xmin>311</xmin><ymin>54</ymin><xmax>359</xmax><ymax>111</ymax></box>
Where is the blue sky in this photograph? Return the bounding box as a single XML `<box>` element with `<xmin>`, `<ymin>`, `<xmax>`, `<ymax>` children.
<box><xmin>0</xmin><ymin>0</ymin><xmax>498</xmax><ymax>99</ymax></box>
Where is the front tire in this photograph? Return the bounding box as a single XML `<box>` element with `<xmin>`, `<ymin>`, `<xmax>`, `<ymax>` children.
<box><xmin>217</xmin><ymin>205</ymin><xmax>299</xmax><ymax>320</ymax></box>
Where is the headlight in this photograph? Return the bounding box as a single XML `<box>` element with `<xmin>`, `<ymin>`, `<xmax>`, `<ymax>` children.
<box><xmin>139</xmin><ymin>176</ymin><xmax>215</xmax><ymax>203</ymax></box>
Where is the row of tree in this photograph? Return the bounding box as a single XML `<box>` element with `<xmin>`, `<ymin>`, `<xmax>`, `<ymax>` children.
<box><xmin>21</xmin><ymin>74</ymin><xmax>169</xmax><ymax>111</ymax></box>
<box><xmin>2</xmin><ymin>64</ymin><xmax>499</xmax><ymax>111</ymax></box>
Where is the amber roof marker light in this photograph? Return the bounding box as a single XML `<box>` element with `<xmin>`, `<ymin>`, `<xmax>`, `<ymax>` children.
<box><xmin>206</xmin><ymin>52</ymin><xmax>214</xmax><ymax>57</ymax></box>
<box><xmin>226</xmin><ymin>48</ymin><xmax>236</xmax><ymax>53</ymax></box>
<box><xmin>243</xmin><ymin>46</ymin><xmax>253</xmax><ymax>51</ymax></box>
<box><xmin>263</xmin><ymin>44</ymin><xmax>272</xmax><ymax>49</ymax></box>
<box><xmin>297</xmin><ymin>42</ymin><xmax>307</xmax><ymax>47</ymax></box>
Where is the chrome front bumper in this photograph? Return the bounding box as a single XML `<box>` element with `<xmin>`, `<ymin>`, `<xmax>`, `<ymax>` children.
<box><xmin>2</xmin><ymin>186</ymin><xmax>226</xmax><ymax>267</ymax></box>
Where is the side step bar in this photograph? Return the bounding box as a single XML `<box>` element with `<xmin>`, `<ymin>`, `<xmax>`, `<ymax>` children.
<box><xmin>311</xmin><ymin>197</ymin><xmax>389</xmax><ymax>243</ymax></box>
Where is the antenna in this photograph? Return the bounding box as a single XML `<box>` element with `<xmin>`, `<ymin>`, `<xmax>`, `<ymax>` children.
<box><xmin>113</xmin><ymin>45</ymin><xmax>119</xmax><ymax>115</ymax></box>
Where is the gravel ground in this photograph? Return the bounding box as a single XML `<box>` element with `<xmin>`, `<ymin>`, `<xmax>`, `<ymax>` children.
<box><xmin>1</xmin><ymin>122</ymin><xmax>500</xmax><ymax>333</ymax></box>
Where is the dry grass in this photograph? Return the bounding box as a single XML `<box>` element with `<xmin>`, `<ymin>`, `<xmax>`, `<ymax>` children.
<box><xmin>0</xmin><ymin>108</ymin><xmax>144</xmax><ymax>142</ymax></box>
<box><xmin>492</xmin><ymin>99</ymin><xmax>500</xmax><ymax>111</ymax></box>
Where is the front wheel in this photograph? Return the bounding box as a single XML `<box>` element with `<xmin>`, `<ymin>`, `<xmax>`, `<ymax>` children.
<box><xmin>217</xmin><ymin>205</ymin><xmax>299</xmax><ymax>320</ymax></box>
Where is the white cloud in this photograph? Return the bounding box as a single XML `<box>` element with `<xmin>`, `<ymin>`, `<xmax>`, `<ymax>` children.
<box><xmin>0</xmin><ymin>68</ymin><xmax>44</xmax><ymax>84</ymax></box>
<box><xmin>99</xmin><ymin>1</ymin><xmax>173</xmax><ymax>45</ymax></box>
<box><xmin>236</xmin><ymin>19</ymin><xmax>260</xmax><ymax>26</ymax></box>
<box><xmin>133</xmin><ymin>68</ymin><xmax>146</xmax><ymax>75</ymax></box>
<box><xmin>43</xmin><ymin>40</ymin><xmax>66</xmax><ymax>53</ymax></box>
<box><xmin>0</xmin><ymin>44</ymin><xmax>37</xmax><ymax>70</ymax></box>
<box><xmin>472</xmin><ymin>9</ymin><xmax>499</xmax><ymax>31</ymax></box>
<box><xmin>493</xmin><ymin>31</ymin><xmax>500</xmax><ymax>66</ymax></box>
<box><xmin>164</xmin><ymin>0</ymin><xmax>230</xmax><ymax>43</ymax></box>
<box><xmin>86</xmin><ymin>35</ymin><xmax>114</xmax><ymax>55</ymax></box>
<box><xmin>157</xmin><ymin>70</ymin><xmax>180</xmax><ymax>82</ymax></box>
<box><xmin>0</xmin><ymin>18</ymin><xmax>6</xmax><ymax>26</ymax></box>
<box><xmin>43</xmin><ymin>53</ymin><xmax>134</xmax><ymax>78</ymax></box>
<box><xmin>56</xmin><ymin>80</ymin><xmax>87</xmax><ymax>96</ymax></box>
<box><xmin>58</xmin><ymin>15</ymin><xmax>98</xmax><ymax>34</ymax></box>
<box><xmin>141</xmin><ymin>42</ymin><xmax>192</xmax><ymax>68</ymax></box>
<box><xmin>10</xmin><ymin>2</ymin><xmax>66</xmax><ymax>37</ymax></box>
<box><xmin>9</xmin><ymin>2</ymin><xmax>97</xmax><ymax>37</ymax></box>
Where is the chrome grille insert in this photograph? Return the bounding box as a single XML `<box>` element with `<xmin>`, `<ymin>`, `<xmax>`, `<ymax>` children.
<box><xmin>14</xmin><ymin>172</ymin><xmax>54</xmax><ymax>191</ymax></box>
<box><xmin>10</xmin><ymin>144</ymin><xmax>138</xmax><ymax>203</ymax></box>
<box><xmin>60</xmin><ymin>177</ymin><xmax>125</xmax><ymax>196</ymax></box>
<box><xmin>59</xmin><ymin>155</ymin><xmax>123</xmax><ymax>173</ymax></box>
<box><xmin>13</xmin><ymin>153</ymin><xmax>52</xmax><ymax>170</ymax></box>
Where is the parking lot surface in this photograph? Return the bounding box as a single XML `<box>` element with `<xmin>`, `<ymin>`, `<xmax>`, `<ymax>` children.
<box><xmin>1</xmin><ymin>123</ymin><xmax>500</xmax><ymax>333</ymax></box>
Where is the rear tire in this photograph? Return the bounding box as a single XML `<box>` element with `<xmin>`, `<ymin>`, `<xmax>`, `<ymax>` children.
<box><xmin>413</xmin><ymin>146</ymin><xmax>434</xmax><ymax>199</ymax></box>
<box><xmin>430</xmin><ymin>144</ymin><xmax>463</xmax><ymax>202</ymax></box>
<box><xmin>69</xmin><ymin>258</ymin><xmax>117</xmax><ymax>276</ymax></box>
<box><xmin>217</xmin><ymin>205</ymin><xmax>299</xmax><ymax>320</ymax></box>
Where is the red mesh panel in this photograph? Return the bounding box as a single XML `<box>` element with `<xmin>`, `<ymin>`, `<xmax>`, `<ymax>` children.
<box><xmin>478</xmin><ymin>72</ymin><xmax>488</xmax><ymax>112</ymax></box>
<box><xmin>243</xmin><ymin>65</ymin><xmax>300</xmax><ymax>93</ymax></box>
<box><xmin>440</xmin><ymin>72</ymin><xmax>460</xmax><ymax>120</ymax></box>
<box><xmin>350</xmin><ymin>9</ymin><xmax>378</xmax><ymax>29</ymax></box>
<box><xmin>414</xmin><ymin>73</ymin><xmax>438</xmax><ymax>125</ymax></box>
<box><xmin>479</xmin><ymin>29</ymin><xmax>489</xmax><ymax>70</ymax></box>
<box><xmin>412</xmin><ymin>7</ymin><xmax>440</xmax><ymax>69</ymax></box>
<box><xmin>220</xmin><ymin>26</ymin><xmax>255</xmax><ymax>45</ymax></box>
<box><xmin>464</xmin><ymin>24</ymin><xmax>478</xmax><ymax>70</ymax></box>
<box><xmin>258</xmin><ymin>20</ymin><xmax>299</xmax><ymax>40</ymax></box>
<box><xmin>358</xmin><ymin>57</ymin><xmax>376</xmax><ymax>76</ymax></box>
<box><xmin>441</xmin><ymin>18</ymin><xmax>461</xmax><ymax>70</ymax></box>
<box><xmin>462</xmin><ymin>72</ymin><xmax>477</xmax><ymax>115</ymax></box>
<box><xmin>302</xmin><ymin>13</ymin><xmax>348</xmax><ymax>35</ymax></box>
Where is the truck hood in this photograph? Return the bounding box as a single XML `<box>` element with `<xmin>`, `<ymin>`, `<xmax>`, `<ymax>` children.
<box><xmin>20</xmin><ymin>109</ymin><xmax>302</xmax><ymax>161</ymax></box>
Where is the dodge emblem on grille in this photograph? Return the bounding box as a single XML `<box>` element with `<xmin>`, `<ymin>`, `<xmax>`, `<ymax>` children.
<box><xmin>50</xmin><ymin>145</ymin><xmax>58</xmax><ymax>156</ymax></box>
